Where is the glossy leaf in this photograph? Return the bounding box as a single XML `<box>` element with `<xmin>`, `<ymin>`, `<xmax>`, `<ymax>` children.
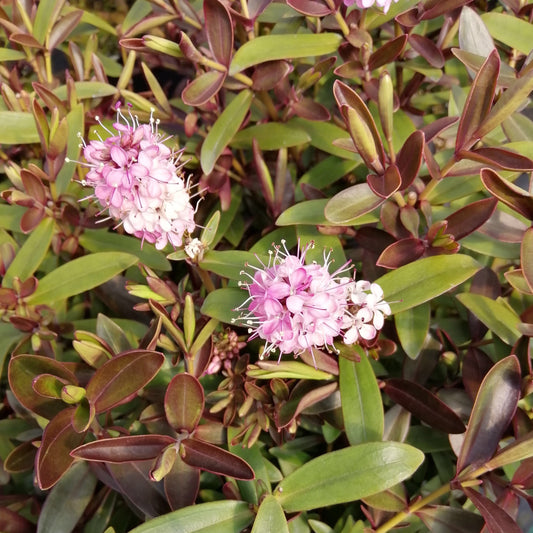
<box><xmin>377</xmin><ymin>238</ymin><xmax>426</xmax><ymax>269</ymax></box>
<box><xmin>201</xmin><ymin>89</ymin><xmax>252</xmax><ymax>175</ymax></box>
<box><xmin>128</xmin><ymin>500</ymin><xmax>254</xmax><ymax>533</ymax></box>
<box><xmin>204</xmin><ymin>0</ymin><xmax>233</xmax><ymax>66</ymax></box>
<box><xmin>339</xmin><ymin>346</ymin><xmax>384</xmax><ymax>445</ymax></box>
<box><xmin>86</xmin><ymin>350</ymin><xmax>165</xmax><ymax>413</ymax></box>
<box><xmin>276</xmin><ymin>199</ymin><xmax>329</xmax><ymax>226</ymax></box>
<box><xmin>383</xmin><ymin>379</ymin><xmax>465</xmax><ymax>434</ymax></box>
<box><xmin>165</xmin><ymin>374</ymin><xmax>204</xmax><ymax>433</ymax></box>
<box><xmin>26</xmin><ymin>252</ymin><xmax>138</xmax><ymax>305</ymax></box>
<box><xmin>164</xmin><ymin>456</ymin><xmax>200</xmax><ymax>511</ymax></box>
<box><xmin>200</xmin><ymin>287</ymin><xmax>245</xmax><ymax>323</ymax></box>
<box><xmin>229</xmin><ymin>33</ymin><xmax>342</xmax><ymax>75</ymax></box>
<box><xmin>247</xmin><ymin>360</ymin><xmax>334</xmax><ymax>380</ymax></box>
<box><xmin>397</xmin><ymin>130</ymin><xmax>424</xmax><ymax>190</ymax></box>
<box><xmin>463</xmin><ymin>487</ymin><xmax>521</xmax><ymax>533</ymax></box>
<box><xmin>460</xmin><ymin>147</ymin><xmax>533</xmax><ymax>171</ymax></box>
<box><xmin>36</xmin><ymin>408</ymin><xmax>87</xmax><ymax>490</ymax></box>
<box><xmin>252</xmin><ymin>495</ymin><xmax>289</xmax><ymax>533</ymax></box>
<box><xmin>325</xmin><ymin>182</ymin><xmax>384</xmax><ymax>224</ymax></box>
<box><xmin>417</xmin><ymin>506</ymin><xmax>484</xmax><ymax>533</ymax></box>
<box><xmin>181</xmin><ymin>70</ymin><xmax>225</xmax><ymax>107</ymax></box>
<box><xmin>521</xmin><ymin>227</ymin><xmax>533</xmax><ymax>293</ymax></box>
<box><xmin>0</xmin><ymin>112</ymin><xmax>40</xmax><ymax>144</ymax></box>
<box><xmin>395</xmin><ymin>302</ymin><xmax>430</xmax><ymax>359</ymax></box>
<box><xmin>53</xmin><ymin>81</ymin><xmax>118</xmax><ymax>100</ymax></box>
<box><xmin>199</xmin><ymin>249</ymin><xmax>266</xmax><ymax>281</ymax></box>
<box><xmin>275</xmin><ymin>442</ymin><xmax>424</xmax><ymax>512</ymax></box>
<box><xmin>482</xmin><ymin>11</ymin><xmax>533</xmax><ymax>55</ymax></box>
<box><xmin>180</xmin><ymin>439</ymin><xmax>254</xmax><ymax>480</ymax></box>
<box><xmin>445</xmin><ymin>197</ymin><xmax>498</xmax><ymax>241</ymax></box>
<box><xmin>376</xmin><ymin>255</ymin><xmax>481</xmax><ymax>314</ymax></box>
<box><xmin>457</xmin><ymin>355</ymin><xmax>521</xmax><ymax>474</ymax></box>
<box><xmin>456</xmin><ymin>293</ymin><xmax>521</xmax><ymax>345</ymax></box>
<box><xmin>37</xmin><ymin>461</ymin><xmax>97</xmax><ymax>533</ymax></box>
<box><xmin>231</xmin><ymin>122</ymin><xmax>311</xmax><ymax>150</ymax></box>
<box><xmin>482</xmin><ymin>431</ymin><xmax>533</xmax><ymax>473</ymax></box>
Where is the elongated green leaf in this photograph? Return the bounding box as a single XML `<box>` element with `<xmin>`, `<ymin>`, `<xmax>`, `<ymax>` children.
<box><xmin>3</xmin><ymin>217</ymin><xmax>54</xmax><ymax>288</ymax></box>
<box><xmin>26</xmin><ymin>252</ymin><xmax>138</xmax><ymax>305</ymax></box>
<box><xmin>229</xmin><ymin>33</ymin><xmax>342</xmax><ymax>75</ymax></box>
<box><xmin>339</xmin><ymin>346</ymin><xmax>384</xmax><ymax>445</ymax></box>
<box><xmin>481</xmin><ymin>432</ymin><xmax>533</xmax><ymax>474</ymax></box>
<box><xmin>53</xmin><ymin>81</ymin><xmax>118</xmax><ymax>101</ymax></box>
<box><xmin>0</xmin><ymin>112</ymin><xmax>40</xmax><ymax>144</ymax></box>
<box><xmin>33</xmin><ymin>0</ymin><xmax>65</xmax><ymax>45</ymax></box>
<box><xmin>231</xmin><ymin>123</ymin><xmax>311</xmax><ymax>150</ymax></box>
<box><xmin>395</xmin><ymin>303</ymin><xmax>430</xmax><ymax>359</ymax></box>
<box><xmin>200</xmin><ymin>288</ymin><xmax>245</xmax><ymax>323</ymax></box>
<box><xmin>482</xmin><ymin>12</ymin><xmax>533</xmax><ymax>55</ymax></box>
<box><xmin>456</xmin><ymin>293</ymin><xmax>521</xmax><ymax>345</ymax></box>
<box><xmin>129</xmin><ymin>500</ymin><xmax>254</xmax><ymax>533</ymax></box>
<box><xmin>325</xmin><ymin>183</ymin><xmax>384</xmax><ymax>224</ymax></box>
<box><xmin>248</xmin><ymin>360</ymin><xmax>334</xmax><ymax>380</ymax></box>
<box><xmin>199</xmin><ymin>250</ymin><xmax>267</xmax><ymax>281</ymax></box>
<box><xmin>0</xmin><ymin>49</ymin><xmax>26</xmax><ymax>61</ymax></box>
<box><xmin>521</xmin><ymin>227</ymin><xmax>533</xmax><ymax>293</ymax></box>
<box><xmin>56</xmin><ymin>104</ymin><xmax>84</xmax><ymax>195</ymax></box>
<box><xmin>37</xmin><ymin>461</ymin><xmax>96</xmax><ymax>533</ymax></box>
<box><xmin>275</xmin><ymin>442</ymin><xmax>424</xmax><ymax>512</ymax></box>
<box><xmin>276</xmin><ymin>200</ymin><xmax>330</xmax><ymax>226</ymax></box>
<box><xmin>79</xmin><ymin>230</ymin><xmax>170</xmax><ymax>271</ymax></box>
<box><xmin>376</xmin><ymin>255</ymin><xmax>481</xmax><ymax>314</ymax></box>
<box><xmin>201</xmin><ymin>90</ymin><xmax>252</xmax><ymax>175</ymax></box>
<box><xmin>252</xmin><ymin>495</ymin><xmax>289</xmax><ymax>533</ymax></box>
<box><xmin>457</xmin><ymin>355</ymin><xmax>521</xmax><ymax>474</ymax></box>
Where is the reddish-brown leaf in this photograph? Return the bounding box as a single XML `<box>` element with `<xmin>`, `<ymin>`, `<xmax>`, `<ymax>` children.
<box><xmin>286</xmin><ymin>0</ymin><xmax>331</xmax><ymax>16</ymax></box>
<box><xmin>377</xmin><ymin>238</ymin><xmax>426</xmax><ymax>269</ymax></box>
<box><xmin>4</xmin><ymin>440</ymin><xmax>37</xmax><ymax>473</ymax></box>
<box><xmin>204</xmin><ymin>0</ymin><xmax>233</xmax><ymax>66</ymax></box>
<box><xmin>397</xmin><ymin>130</ymin><xmax>424</xmax><ymax>190</ymax></box>
<box><xmin>252</xmin><ymin>61</ymin><xmax>292</xmax><ymax>91</ymax></box>
<box><xmin>408</xmin><ymin>34</ymin><xmax>444</xmax><ymax>68</ymax></box>
<box><xmin>446</xmin><ymin>197</ymin><xmax>498</xmax><ymax>241</ymax></box>
<box><xmin>0</xmin><ymin>507</ymin><xmax>35</xmax><ymax>533</ymax></box>
<box><xmin>181</xmin><ymin>71</ymin><xmax>226</xmax><ymax>107</ymax></box>
<box><xmin>180</xmin><ymin>439</ymin><xmax>254</xmax><ymax>480</ymax></box>
<box><xmin>421</xmin><ymin>0</ymin><xmax>474</xmax><ymax>20</ymax></box>
<box><xmin>368</xmin><ymin>35</ymin><xmax>408</xmax><ymax>71</ymax></box>
<box><xmin>367</xmin><ymin>164</ymin><xmax>402</xmax><ymax>199</ymax></box>
<box><xmin>420</xmin><ymin>116</ymin><xmax>458</xmax><ymax>143</ymax></box>
<box><xmin>164</xmin><ymin>456</ymin><xmax>201</xmax><ymax>510</ymax></box>
<box><xmin>164</xmin><ymin>373</ymin><xmax>204</xmax><ymax>433</ymax></box>
<box><xmin>384</xmin><ymin>378</ymin><xmax>465</xmax><ymax>434</ymax></box>
<box><xmin>459</xmin><ymin>147</ymin><xmax>533</xmax><ymax>171</ymax></box>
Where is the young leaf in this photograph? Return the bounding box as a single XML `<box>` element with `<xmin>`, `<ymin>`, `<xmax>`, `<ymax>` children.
<box><xmin>457</xmin><ymin>355</ymin><xmax>521</xmax><ymax>474</ymax></box>
<box><xmin>164</xmin><ymin>374</ymin><xmax>204</xmax><ymax>433</ymax></box>
<box><xmin>275</xmin><ymin>442</ymin><xmax>424</xmax><ymax>512</ymax></box>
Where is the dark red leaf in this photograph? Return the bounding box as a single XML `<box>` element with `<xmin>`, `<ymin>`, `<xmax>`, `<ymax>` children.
<box><xmin>396</xmin><ymin>130</ymin><xmax>424</xmax><ymax>190</ymax></box>
<box><xmin>0</xmin><ymin>507</ymin><xmax>35</xmax><ymax>533</ymax></box>
<box><xmin>20</xmin><ymin>206</ymin><xmax>45</xmax><ymax>233</ymax></box>
<box><xmin>457</xmin><ymin>355</ymin><xmax>521</xmax><ymax>473</ymax></box>
<box><xmin>384</xmin><ymin>378</ymin><xmax>466</xmax><ymax>434</ymax></box>
<box><xmin>204</xmin><ymin>0</ymin><xmax>233</xmax><ymax>66</ymax></box>
<box><xmin>369</xmin><ymin>35</ymin><xmax>408</xmax><ymax>71</ymax></box>
<box><xmin>164</xmin><ymin>373</ymin><xmax>204</xmax><ymax>433</ymax></box>
<box><xmin>20</xmin><ymin>170</ymin><xmax>46</xmax><ymax>204</ymax></box>
<box><xmin>86</xmin><ymin>350</ymin><xmax>165</xmax><ymax>413</ymax></box>
<box><xmin>367</xmin><ymin>165</ymin><xmax>402</xmax><ymax>198</ymax></box>
<box><xmin>408</xmin><ymin>34</ymin><xmax>444</xmax><ymax>68</ymax></box>
<box><xmin>71</xmin><ymin>435</ymin><xmax>175</xmax><ymax>463</ymax></box>
<box><xmin>421</xmin><ymin>0</ymin><xmax>474</xmax><ymax>20</ymax></box>
<box><xmin>10</xmin><ymin>32</ymin><xmax>43</xmax><ymax>48</ymax></box>
<box><xmin>376</xmin><ymin>238</ymin><xmax>426</xmax><ymax>269</ymax></box>
<box><xmin>181</xmin><ymin>71</ymin><xmax>226</xmax><ymax>107</ymax></box>
<box><xmin>180</xmin><ymin>439</ymin><xmax>254</xmax><ymax>480</ymax></box>
<box><xmin>292</xmin><ymin>98</ymin><xmax>330</xmax><ymax>121</ymax></box>
<box><xmin>459</xmin><ymin>147</ymin><xmax>533</xmax><ymax>171</ymax></box>
<box><xmin>446</xmin><ymin>197</ymin><xmax>498</xmax><ymax>241</ymax></box>
<box><xmin>463</xmin><ymin>487</ymin><xmax>522</xmax><ymax>533</ymax></box>
<box><xmin>286</xmin><ymin>0</ymin><xmax>331</xmax><ymax>16</ymax></box>
<box><xmin>164</xmin><ymin>456</ymin><xmax>200</xmax><ymax>510</ymax></box>
<box><xmin>252</xmin><ymin>61</ymin><xmax>292</xmax><ymax>91</ymax></box>
<box><xmin>36</xmin><ymin>408</ymin><xmax>87</xmax><ymax>490</ymax></box>
<box><xmin>456</xmin><ymin>50</ymin><xmax>499</xmax><ymax>152</ymax></box>
<box><xmin>417</xmin><ymin>505</ymin><xmax>484</xmax><ymax>533</ymax></box>
<box><xmin>512</xmin><ymin>457</ymin><xmax>533</xmax><ymax>489</ymax></box>
<box><xmin>4</xmin><ymin>440</ymin><xmax>37</xmax><ymax>473</ymax></box>
<box><xmin>420</xmin><ymin>116</ymin><xmax>458</xmax><ymax>143</ymax></box>
<box><xmin>481</xmin><ymin>168</ymin><xmax>533</xmax><ymax>220</ymax></box>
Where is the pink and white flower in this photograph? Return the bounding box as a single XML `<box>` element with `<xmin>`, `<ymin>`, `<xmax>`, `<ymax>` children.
<box><xmin>73</xmin><ymin>105</ymin><xmax>196</xmax><ymax>250</ymax></box>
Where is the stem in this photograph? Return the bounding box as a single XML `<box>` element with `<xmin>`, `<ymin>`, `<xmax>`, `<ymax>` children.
<box><xmin>419</xmin><ymin>156</ymin><xmax>457</xmax><ymax>201</ymax></box>
<box><xmin>374</xmin><ymin>482</ymin><xmax>452</xmax><ymax>533</ymax></box>
<box><xmin>195</xmin><ymin>265</ymin><xmax>216</xmax><ymax>293</ymax></box>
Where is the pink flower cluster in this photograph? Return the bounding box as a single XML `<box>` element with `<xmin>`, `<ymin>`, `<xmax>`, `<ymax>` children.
<box><xmin>343</xmin><ymin>0</ymin><xmax>399</xmax><ymax>14</ymax></box>
<box><xmin>237</xmin><ymin>241</ymin><xmax>390</xmax><ymax>362</ymax></box>
<box><xmin>76</xmin><ymin>105</ymin><xmax>195</xmax><ymax>250</ymax></box>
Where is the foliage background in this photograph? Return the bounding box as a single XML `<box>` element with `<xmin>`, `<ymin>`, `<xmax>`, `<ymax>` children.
<box><xmin>1</xmin><ymin>0</ymin><xmax>533</xmax><ymax>532</ymax></box>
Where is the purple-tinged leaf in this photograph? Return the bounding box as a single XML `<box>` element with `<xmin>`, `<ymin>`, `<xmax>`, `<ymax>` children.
<box><xmin>455</xmin><ymin>49</ymin><xmax>499</xmax><ymax>152</ymax></box>
<box><xmin>86</xmin><ymin>350</ymin><xmax>165</xmax><ymax>413</ymax></box>
<box><xmin>408</xmin><ymin>34</ymin><xmax>444</xmax><ymax>68</ymax></box>
<box><xmin>291</xmin><ymin>98</ymin><xmax>330</xmax><ymax>121</ymax></box>
<box><xmin>521</xmin><ymin>227</ymin><xmax>533</xmax><ymax>293</ymax></box>
<box><xmin>459</xmin><ymin>147</ymin><xmax>533</xmax><ymax>171</ymax></box>
<box><xmin>481</xmin><ymin>168</ymin><xmax>533</xmax><ymax>220</ymax></box>
<box><xmin>4</xmin><ymin>440</ymin><xmax>37</xmax><ymax>473</ymax></box>
<box><xmin>420</xmin><ymin>116</ymin><xmax>458</xmax><ymax>143</ymax></box>
<box><xmin>325</xmin><ymin>182</ymin><xmax>385</xmax><ymax>224</ymax></box>
<box><xmin>377</xmin><ymin>238</ymin><xmax>426</xmax><ymax>269</ymax></box>
<box><xmin>252</xmin><ymin>61</ymin><xmax>292</xmax><ymax>91</ymax></box>
<box><xmin>417</xmin><ymin>506</ymin><xmax>484</xmax><ymax>533</ymax></box>
<box><xmin>462</xmin><ymin>348</ymin><xmax>494</xmax><ymax>401</ymax></box>
<box><xmin>286</xmin><ymin>0</ymin><xmax>331</xmax><ymax>16</ymax></box>
<box><xmin>164</xmin><ymin>455</ymin><xmax>200</xmax><ymax>510</ymax></box>
<box><xmin>504</xmin><ymin>269</ymin><xmax>533</xmax><ymax>295</ymax></box>
<box><xmin>164</xmin><ymin>373</ymin><xmax>205</xmax><ymax>433</ymax></box>
<box><xmin>457</xmin><ymin>355</ymin><xmax>521</xmax><ymax>474</ymax></box>
<box><xmin>71</xmin><ymin>435</ymin><xmax>175</xmax><ymax>463</ymax></box>
<box><xmin>36</xmin><ymin>408</ymin><xmax>87</xmax><ymax>490</ymax></box>
<box><xmin>446</xmin><ymin>197</ymin><xmax>498</xmax><ymax>241</ymax></box>
<box><xmin>10</xmin><ymin>32</ymin><xmax>44</xmax><ymax>49</ymax></box>
<box><xmin>512</xmin><ymin>457</ymin><xmax>533</xmax><ymax>489</ymax></box>
<box><xmin>452</xmin><ymin>49</ymin><xmax>516</xmax><ymax>88</ymax></box>
<box><xmin>8</xmin><ymin>355</ymin><xmax>78</xmax><ymax>419</ymax></box>
<box><xmin>463</xmin><ymin>487</ymin><xmax>522</xmax><ymax>533</ymax></box>
<box><xmin>479</xmin><ymin>209</ymin><xmax>526</xmax><ymax>243</ymax></box>
<box><xmin>181</xmin><ymin>70</ymin><xmax>226</xmax><ymax>107</ymax></box>
<box><xmin>421</xmin><ymin>0</ymin><xmax>474</xmax><ymax>20</ymax></box>
<box><xmin>367</xmin><ymin>165</ymin><xmax>402</xmax><ymax>199</ymax></box>
<box><xmin>384</xmin><ymin>378</ymin><xmax>465</xmax><ymax>434</ymax></box>
<box><xmin>0</xmin><ymin>507</ymin><xmax>34</xmax><ymax>533</ymax></box>
<box><xmin>396</xmin><ymin>130</ymin><xmax>424</xmax><ymax>190</ymax></box>
<box><xmin>204</xmin><ymin>0</ymin><xmax>233</xmax><ymax>66</ymax></box>
<box><xmin>180</xmin><ymin>439</ymin><xmax>254</xmax><ymax>480</ymax></box>
<box><xmin>368</xmin><ymin>35</ymin><xmax>408</xmax><ymax>70</ymax></box>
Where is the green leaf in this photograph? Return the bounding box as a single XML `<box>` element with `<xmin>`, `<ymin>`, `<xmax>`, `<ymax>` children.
<box><xmin>79</xmin><ymin>230</ymin><xmax>170</xmax><ymax>271</ymax></box>
<box><xmin>275</xmin><ymin>442</ymin><xmax>424</xmax><ymax>512</ymax></box>
<box><xmin>252</xmin><ymin>495</ymin><xmax>289</xmax><ymax>533</ymax></box>
<box><xmin>276</xmin><ymin>200</ymin><xmax>330</xmax><ymax>226</ymax></box>
<box><xmin>338</xmin><ymin>346</ymin><xmax>384</xmax><ymax>445</ymax></box>
<box><xmin>325</xmin><ymin>183</ymin><xmax>384</xmax><ymax>225</ymax></box>
<box><xmin>229</xmin><ymin>33</ymin><xmax>342</xmax><ymax>75</ymax></box>
<box><xmin>0</xmin><ymin>324</ymin><xmax>24</xmax><ymax>381</ymax></box>
<box><xmin>521</xmin><ymin>227</ymin><xmax>533</xmax><ymax>293</ymax></box>
<box><xmin>482</xmin><ymin>12</ymin><xmax>533</xmax><ymax>55</ymax></box>
<box><xmin>456</xmin><ymin>293</ymin><xmax>521</xmax><ymax>345</ymax></box>
<box><xmin>0</xmin><ymin>49</ymin><xmax>26</xmax><ymax>61</ymax></box>
<box><xmin>231</xmin><ymin>123</ymin><xmax>311</xmax><ymax>150</ymax></box>
<box><xmin>376</xmin><ymin>255</ymin><xmax>482</xmax><ymax>314</ymax></box>
<box><xmin>33</xmin><ymin>0</ymin><xmax>64</xmax><ymax>45</ymax></box>
<box><xmin>3</xmin><ymin>217</ymin><xmax>54</xmax><ymax>288</ymax></box>
<box><xmin>200</xmin><ymin>288</ymin><xmax>245</xmax><ymax>324</ymax></box>
<box><xmin>0</xmin><ymin>112</ymin><xmax>40</xmax><ymax>144</ymax></box>
<box><xmin>26</xmin><ymin>252</ymin><xmax>138</xmax><ymax>305</ymax></box>
<box><xmin>199</xmin><ymin>250</ymin><xmax>267</xmax><ymax>281</ymax></box>
<box><xmin>66</xmin><ymin>5</ymin><xmax>117</xmax><ymax>34</ymax></box>
<box><xmin>201</xmin><ymin>90</ymin><xmax>253</xmax><ymax>175</ymax></box>
<box><xmin>248</xmin><ymin>360</ymin><xmax>334</xmax><ymax>380</ymax></box>
<box><xmin>394</xmin><ymin>303</ymin><xmax>431</xmax><ymax>359</ymax></box>
<box><xmin>129</xmin><ymin>500</ymin><xmax>254</xmax><ymax>533</ymax></box>
<box><xmin>37</xmin><ymin>461</ymin><xmax>97</xmax><ymax>533</ymax></box>
<box><xmin>53</xmin><ymin>81</ymin><xmax>118</xmax><ymax>101</ymax></box>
